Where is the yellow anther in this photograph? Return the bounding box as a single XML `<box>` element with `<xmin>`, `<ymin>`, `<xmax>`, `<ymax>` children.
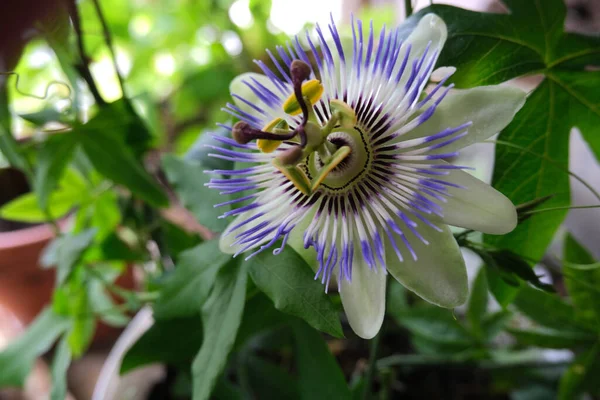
<box><xmin>282</xmin><ymin>79</ymin><xmax>324</xmax><ymax>115</ymax></box>
<box><xmin>257</xmin><ymin>118</ymin><xmax>289</xmax><ymax>153</ymax></box>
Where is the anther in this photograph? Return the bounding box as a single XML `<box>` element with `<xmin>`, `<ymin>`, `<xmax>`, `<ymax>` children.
<box><xmin>232</xmin><ymin>121</ymin><xmax>297</xmax><ymax>145</ymax></box>
<box><xmin>232</xmin><ymin>121</ymin><xmax>254</xmax><ymax>144</ymax></box>
<box><xmin>290</xmin><ymin>60</ymin><xmax>312</xmax><ymax>83</ymax></box>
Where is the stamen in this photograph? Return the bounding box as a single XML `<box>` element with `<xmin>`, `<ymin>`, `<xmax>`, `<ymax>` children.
<box><xmin>232</xmin><ymin>121</ymin><xmax>296</xmax><ymax>144</ymax></box>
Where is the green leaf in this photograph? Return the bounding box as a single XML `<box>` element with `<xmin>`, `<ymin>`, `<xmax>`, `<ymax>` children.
<box><xmin>80</xmin><ymin>99</ymin><xmax>153</xmax><ymax>156</ymax></box>
<box><xmin>508</xmin><ymin>326</ymin><xmax>597</xmax><ymax>349</ymax></box>
<box><xmin>33</xmin><ymin>133</ymin><xmax>77</xmax><ymax>210</ymax></box>
<box><xmin>192</xmin><ymin>259</ymin><xmax>248</xmax><ymax>400</ymax></box>
<box><xmin>291</xmin><ymin>319</ymin><xmax>351</xmax><ymax>400</ymax></box>
<box><xmin>393</xmin><ymin>306</ymin><xmax>473</xmax><ymax>347</ymax></box>
<box><xmin>247</xmin><ymin>247</ymin><xmax>343</xmax><ymax>338</ymax></box>
<box><xmin>0</xmin><ymin>190</ymin><xmax>78</xmax><ymax>223</ymax></box>
<box><xmin>386</xmin><ymin>279</ymin><xmax>408</xmax><ymax>321</ymax></box>
<box><xmin>243</xmin><ymin>355</ymin><xmax>300</xmax><ymax>400</ymax></box>
<box><xmin>19</xmin><ymin>106</ymin><xmax>65</xmax><ymax>126</ymax></box>
<box><xmin>50</xmin><ymin>336</ymin><xmax>71</xmax><ymax>400</ymax></box>
<box><xmin>88</xmin><ymin>279</ymin><xmax>130</xmax><ymax>328</ymax></box>
<box><xmin>161</xmin><ymin>219</ymin><xmax>203</xmax><ymax>259</ymax></box>
<box><xmin>481</xmin><ymin>310</ymin><xmax>511</xmax><ymax>341</ymax></box>
<box><xmin>90</xmin><ymin>190</ymin><xmax>122</xmax><ymax>241</ymax></box>
<box><xmin>410</xmin><ymin>1</ymin><xmax>600</xmax><ymax>87</ymax></box>
<box><xmin>558</xmin><ymin>342</ymin><xmax>600</xmax><ymax>399</ymax></box>
<box><xmin>121</xmin><ymin>316</ymin><xmax>204</xmax><ymax>374</ymax></box>
<box><xmin>485</xmin><ymin>265</ymin><xmax>520</xmax><ymax>308</ymax></box>
<box><xmin>76</xmin><ymin>103</ymin><xmax>167</xmax><ymax>207</ymax></box>
<box><xmin>467</xmin><ymin>268</ymin><xmax>488</xmax><ymax>339</ymax></box>
<box><xmin>404</xmin><ymin>4</ymin><xmax>600</xmax><ymax>264</ymax></box>
<box><xmin>485</xmin><ymin>80</ymin><xmax>570</xmax><ymax>263</ymax></box>
<box><xmin>41</xmin><ymin>228</ymin><xmax>97</xmax><ymax>286</ymax></box>
<box><xmin>66</xmin><ymin>283</ymin><xmax>96</xmax><ymax>357</ymax></box>
<box><xmin>488</xmin><ymin>250</ymin><xmax>554</xmax><ymax>292</ymax></box>
<box><xmin>0</xmin><ymin>85</ymin><xmax>30</xmax><ymax>174</ymax></box>
<box><xmin>234</xmin><ymin>294</ymin><xmax>289</xmax><ymax>351</ymax></box>
<box><xmin>153</xmin><ymin>240</ymin><xmax>231</xmax><ymax>319</ymax></box>
<box><xmin>564</xmin><ymin>234</ymin><xmax>600</xmax><ymax>329</ymax></box>
<box><xmin>162</xmin><ymin>154</ymin><xmax>230</xmax><ymax>232</ymax></box>
<box><xmin>0</xmin><ymin>308</ymin><xmax>70</xmax><ymax>387</ymax></box>
<box><xmin>513</xmin><ymin>285</ymin><xmax>595</xmax><ymax>332</ymax></box>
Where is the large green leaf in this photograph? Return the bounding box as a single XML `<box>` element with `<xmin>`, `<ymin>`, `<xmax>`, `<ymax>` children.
<box><xmin>564</xmin><ymin>234</ymin><xmax>600</xmax><ymax>330</ymax></box>
<box><xmin>405</xmin><ymin>3</ymin><xmax>600</xmax><ymax>263</ymax></box>
<box><xmin>192</xmin><ymin>259</ymin><xmax>248</xmax><ymax>400</ymax></box>
<box><xmin>0</xmin><ymin>308</ymin><xmax>71</xmax><ymax>387</ymax></box>
<box><xmin>120</xmin><ymin>316</ymin><xmax>204</xmax><ymax>374</ymax></box>
<box><xmin>291</xmin><ymin>320</ymin><xmax>351</xmax><ymax>400</ymax></box>
<box><xmin>76</xmin><ymin>101</ymin><xmax>167</xmax><ymax>207</ymax></box>
<box><xmin>153</xmin><ymin>240</ymin><xmax>231</xmax><ymax>319</ymax></box>
<box><xmin>247</xmin><ymin>247</ymin><xmax>343</xmax><ymax>338</ymax></box>
<box><xmin>162</xmin><ymin>154</ymin><xmax>230</xmax><ymax>232</ymax></box>
<box><xmin>409</xmin><ymin>1</ymin><xmax>600</xmax><ymax>87</ymax></box>
<box><xmin>485</xmin><ymin>80</ymin><xmax>571</xmax><ymax>262</ymax></box>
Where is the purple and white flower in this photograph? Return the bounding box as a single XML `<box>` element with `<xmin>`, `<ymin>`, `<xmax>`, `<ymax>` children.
<box><xmin>206</xmin><ymin>14</ymin><xmax>525</xmax><ymax>338</ymax></box>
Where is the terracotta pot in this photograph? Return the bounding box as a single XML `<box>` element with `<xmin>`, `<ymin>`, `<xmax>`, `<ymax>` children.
<box><xmin>0</xmin><ymin>223</ymin><xmax>57</xmax><ymax>325</ymax></box>
<box><xmin>0</xmin><ymin>222</ymin><xmax>137</xmax><ymax>345</ymax></box>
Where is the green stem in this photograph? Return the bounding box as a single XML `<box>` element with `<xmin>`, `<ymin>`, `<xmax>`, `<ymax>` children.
<box><xmin>91</xmin><ymin>0</ymin><xmax>127</xmax><ymax>98</ymax></box>
<box><xmin>66</xmin><ymin>0</ymin><xmax>106</xmax><ymax>106</ymax></box>
<box><xmin>521</xmin><ymin>204</ymin><xmax>600</xmax><ymax>215</ymax></box>
<box><xmin>362</xmin><ymin>330</ymin><xmax>382</xmax><ymax>400</ymax></box>
<box><xmin>404</xmin><ymin>0</ymin><xmax>413</xmax><ymax>17</ymax></box>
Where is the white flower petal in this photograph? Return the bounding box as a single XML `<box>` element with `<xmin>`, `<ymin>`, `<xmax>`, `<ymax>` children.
<box><xmin>440</xmin><ymin>166</ymin><xmax>517</xmax><ymax>235</ymax></box>
<box><xmin>219</xmin><ymin>208</ymin><xmax>262</xmax><ymax>254</ymax></box>
<box><xmin>385</xmin><ymin>223</ymin><xmax>467</xmax><ymax>308</ymax></box>
<box><xmin>339</xmin><ymin>251</ymin><xmax>386</xmax><ymax>339</ymax></box>
<box><xmin>406</xmin><ymin>85</ymin><xmax>526</xmax><ymax>152</ymax></box>
<box><xmin>229</xmin><ymin>72</ymin><xmax>280</xmax><ymax>119</ymax></box>
<box><xmin>405</xmin><ymin>14</ymin><xmax>448</xmax><ymax>61</ymax></box>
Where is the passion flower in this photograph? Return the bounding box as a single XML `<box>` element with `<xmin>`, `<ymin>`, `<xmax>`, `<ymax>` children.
<box><xmin>206</xmin><ymin>14</ymin><xmax>526</xmax><ymax>338</ymax></box>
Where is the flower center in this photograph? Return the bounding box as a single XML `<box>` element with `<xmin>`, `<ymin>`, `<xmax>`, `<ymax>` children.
<box><xmin>306</xmin><ymin>126</ymin><xmax>370</xmax><ymax>191</ymax></box>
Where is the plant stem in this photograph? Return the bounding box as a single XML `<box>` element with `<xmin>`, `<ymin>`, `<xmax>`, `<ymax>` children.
<box><xmin>91</xmin><ymin>0</ymin><xmax>127</xmax><ymax>98</ymax></box>
<box><xmin>66</xmin><ymin>0</ymin><xmax>106</xmax><ymax>106</ymax></box>
<box><xmin>404</xmin><ymin>0</ymin><xmax>413</xmax><ymax>17</ymax></box>
<box><xmin>362</xmin><ymin>330</ymin><xmax>382</xmax><ymax>400</ymax></box>
<box><xmin>521</xmin><ymin>204</ymin><xmax>600</xmax><ymax>215</ymax></box>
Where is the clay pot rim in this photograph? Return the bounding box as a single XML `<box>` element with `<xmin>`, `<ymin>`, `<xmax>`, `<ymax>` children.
<box><xmin>0</xmin><ymin>218</ymin><xmax>70</xmax><ymax>250</ymax></box>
